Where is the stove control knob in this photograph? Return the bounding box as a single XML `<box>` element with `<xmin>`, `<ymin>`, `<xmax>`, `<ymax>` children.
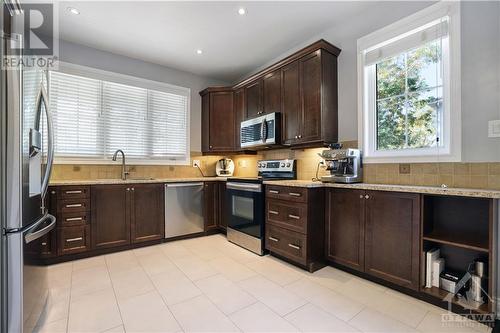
<box><xmin>280</xmin><ymin>162</ymin><xmax>285</xmax><ymax>167</ymax></box>
<box><xmin>286</xmin><ymin>163</ymin><xmax>291</xmax><ymax>167</ymax></box>
<box><xmin>257</xmin><ymin>163</ymin><xmax>262</xmax><ymax>168</ymax></box>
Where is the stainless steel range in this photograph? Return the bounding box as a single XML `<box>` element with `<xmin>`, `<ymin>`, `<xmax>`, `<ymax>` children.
<box><xmin>225</xmin><ymin>159</ymin><xmax>296</xmax><ymax>255</ymax></box>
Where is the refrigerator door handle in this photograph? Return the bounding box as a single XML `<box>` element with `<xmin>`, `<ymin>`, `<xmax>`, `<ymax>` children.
<box><xmin>34</xmin><ymin>81</ymin><xmax>54</xmax><ymax>200</ymax></box>
<box><xmin>24</xmin><ymin>212</ymin><xmax>56</xmax><ymax>244</ymax></box>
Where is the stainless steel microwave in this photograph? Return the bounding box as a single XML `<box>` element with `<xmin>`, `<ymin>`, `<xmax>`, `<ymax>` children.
<box><xmin>240</xmin><ymin>112</ymin><xmax>281</xmax><ymax>148</ymax></box>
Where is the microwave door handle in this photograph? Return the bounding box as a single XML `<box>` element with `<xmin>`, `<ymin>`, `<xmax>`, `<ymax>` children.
<box><xmin>260</xmin><ymin>118</ymin><xmax>268</xmax><ymax>142</ymax></box>
<box><xmin>34</xmin><ymin>80</ymin><xmax>54</xmax><ymax>200</ymax></box>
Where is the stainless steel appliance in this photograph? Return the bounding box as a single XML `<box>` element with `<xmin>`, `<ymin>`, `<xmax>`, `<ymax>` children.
<box><xmin>165</xmin><ymin>183</ymin><xmax>204</xmax><ymax>238</ymax></box>
<box><xmin>226</xmin><ymin>159</ymin><xmax>296</xmax><ymax>255</ymax></box>
<box><xmin>216</xmin><ymin>158</ymin><xmax>234</xmax><ymax>177</ymax></box>
<box><xmin>1</xmin><ymin>4</ymin><xmax>57</xmax><ymax>332</ymax></box>
<box><xmin>240</xmin><ymin>112</ymin><xmax>281</xmax><ymax>149</ymax></box>
<box><xmin>319</xmin><ymin>144</ymin><xmax>363</xmax><ymax>183</ymax></box>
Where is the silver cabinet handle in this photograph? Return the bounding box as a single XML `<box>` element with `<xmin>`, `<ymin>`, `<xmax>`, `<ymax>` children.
<box><xmin>66</xmin><ymin>237</ymin><xmax>83</xmax><ymax>243</ymax></box>
<box><xmin>288</xmin><ymin>243</ymin><xmax>301</xmax><ymax>250</ymax></box>
<box><xmin>65</xmin><ymin>217</ymin><xmax>83</xmax><ymax>222</ymax></box>
<box><xmin>298</xmin><ymin>135</ymin><xmax>302</xmax><ymax>139</ymax></box>
<box><xmin>359</xmin><ymin>195</ymin><xmax>364</xmax><ymax>199</ymax></box>
<box><xmin>51</xmin><ymin>191</ymin><xmax>56</xmax><ymax>195</ymax></box>
<box><xmin>126</xmin><ymin>188</ymin><xmax>130</xmax><ymax>191</ymax></box>
<box><xmin>268</xmin><ymin>236</ymin><xmax>279</xmax><ymax>242</ymax></box>
<box><xmin>269</xmin><ymin>210</ymin><xmax>279</xmax><ymax>215</ymax></box>
<box><xmin>41</xmin><ymin>242</ymin><xmax>47</xmax><ymax>246</ymax></box>
<box><xmin>269</xmin><ymin>190</ymin><xmax>279</xmax><ymax>194</ymax></box>
<box><xmin>295</xmin><ymin>135</ymin><xmax>298</xmax><ymax>139</ymax></box>
<box><xmin>365</xmin><ymin>195</ymin><xmax>370</xmax><ymax>199</ymax></box>
<box><xmin>289</xmin><ymin>192</ymin><xmax>301</xmax><ymax>197</ymax></box>
<box><xmin>131</xmin><ymin>188</ymin><xmax>135</xmax><ymax>191</ymax></box>
<box><xmin>288</xmin><ymin>214</ymin><xmax>300</xmax><ymax>220</ymax></box>
<box><xmin>66</xmin><ymin>204</ymin><xmax>82</xmax><ymax>208</ymax></box>
<box><xmin>65</xmin><ymin>190</ymin><xmax>82</xmax><ymax>194</ymax></box>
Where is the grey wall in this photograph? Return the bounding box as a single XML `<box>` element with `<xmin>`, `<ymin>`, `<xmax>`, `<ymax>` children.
<box><xmin>59</xmin><ymin>40</ymin><xmax>228</xmax><ymax>153</ymax></box>
<box><xmin>240</xmin><ymin>1</ymin><xmax>500</xmax><ymax>162</ymax></box>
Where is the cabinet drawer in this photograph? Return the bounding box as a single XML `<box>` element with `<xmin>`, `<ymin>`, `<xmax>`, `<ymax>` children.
<box><xmin>58</xmin><ymin>225</ymin><xmax>90</xmax><ymax>255</ymax></box>
<box><xmin>265</xmin><ymin>224</ymin><xmax>307</xmax><ymax>265</ymax></box>
<box><xmin>59</xmin><ymin>198</ymin><xmax>90</xmax><ymax>214</ymax></box>
<box><xmin>60</xmin><ymin>211</ymin><xmax>90</xmax><ymax>227</ymax></box>
<box><xmin>267</xmin><ymin>200</ymin><xmax>307</xmax><ymax>234</ymax></box>
<box><xmin>266</xmin><ymin>186</ymin><xmax>307</xmax><ymax>203</ymax></box>
<box><xmin>59</xmin><ymin>186</ymin><xmax>90</xmax><ymax>199</ymax></box>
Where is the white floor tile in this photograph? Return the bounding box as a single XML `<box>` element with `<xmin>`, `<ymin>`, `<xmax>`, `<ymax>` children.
<box><xmin>119</xmin><ymin>291</ymin><xmax>181</xmax><ymax>333</ymax></box>
<box><xmin>195</xmin><ymin>274</ymin><xmax>257</xmax><ymax>315</ymax></box>
<box><xmin>105</xmin><ymin>251</ymin><xmax>141</xmax><ymax>275</ymax></box>
<box><xmin>348</xmin><ymin>308</ymin><xmax>418</xmax><ymax>333</ymax></box>
<box><xmin>416</xmin><ymin>312</ymin><xmax>492</xmax><ymax>333</ymax></box>
<box><xmin>245</xmin><ymin>257</ymin><xmax>304</xmax><ymax>286</ymax></box>
<box><xmin>336</xmin><ymin>276</ymin><xmax>387</xmax><ymax>305</ymax></box>
<box><xmin>137</xmin><ymin>252</ymin><xmax>177</xmax><ymax>277</ymax></box>
<box><xmin>110</xmin><ymin>266</ymin><xmax>155</xmax><ymax>301</ymax></box>
<box><xmin>230</xmin><ymin>302</ymin><xmax>299</xmax><ymax>332</ymax></box>
<box><xmin>34</xmin><ymin>318</ymin><xmax>67</xmax><ymax>333</ymax></box>
<box><xmin>72</xmin><ymin>256</ymin><xmax>106</xmax><ymax>272</ymax></box>
<box><xmin>285</xmin><ymin>303</ymin><xmax>359</xmax><ymax>332</ymax></box>
<box><xmin>159</xmin><ymin>242</ymin><xmax>194</xmax><ymax>259</ymax></box>
<box><xmin>305</xmin><ymin>265</ymin><xmax>353</xmax><ymax>291</ymax></box>
<box><xmin>70</xmin><ymin>265</ymin><xmax>112</xmax><ymax>300</ymax></box>
<box><xmin>102</xmin><ymin>325</ymin><xmax>125</xmax><ymax>333</ymax></box>
<box><xmin>67</xmin><ymin>288</ymin><xmax>122</xmax><ymax>333</ymax></box>
<box><xmin>171</xmin><ymin>255</ymin><xmax>218</xmax><ymax>281</ymax></box>
<box><xmin>285</xmin><ymin>278</ymin><xmax>364</xmax><ymax>321</ymax></box>
<box><xmin>150</xmin><ymin>268</ymin><xmax>202</xmax><ymax>305</ymax></box>
<box><xmin>238</xmin><ymin>276</ymin><xmax>307</xmax><ymax>316</ymax></box>
<box><xmin>208</xmin><ymin>257</ymin><xmax>258</xmax><ymax>282</ymax></box>
<box><xmin>169</xmin><ymin>295</ymin><xmax>239</xmax><ymax>332</ymax></box>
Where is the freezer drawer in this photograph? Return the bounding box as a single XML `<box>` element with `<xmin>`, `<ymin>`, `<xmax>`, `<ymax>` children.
<box><xmin>165</xmin><ymin>183</ymin><xmax>204</xmax><ymax>238</ymax></box>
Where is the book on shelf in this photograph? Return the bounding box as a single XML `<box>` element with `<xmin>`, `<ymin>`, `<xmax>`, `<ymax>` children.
<box><xmin>432</xmin><ymin>258</ymin><xmax>445</xmax><ymax>288</ymax></box>
<box><xmin>425</xmin><ymin>248</ymin><xmax>440</xmax><ymax>288</ymax></box>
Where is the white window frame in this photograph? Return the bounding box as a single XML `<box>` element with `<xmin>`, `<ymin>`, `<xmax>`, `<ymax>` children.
<box><xmin>357</xmin><ymin>1</ymin><xmax>461</xmax><ymax>163</ymax></box>
<box><xmin>49</xmin><ymin>62</ymin><xmax>191</xmax><ymax>165</ymax></box>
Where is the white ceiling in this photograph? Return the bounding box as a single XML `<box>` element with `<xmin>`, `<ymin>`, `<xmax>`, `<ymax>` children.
<box><xmin>57</xmin><ymin>1</ymin><xmax>384</xmax><ymax>82</ymax></box>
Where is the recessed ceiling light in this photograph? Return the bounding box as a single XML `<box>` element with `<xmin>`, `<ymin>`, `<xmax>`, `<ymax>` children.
<box><xmin>67</xmin><ymin>7</ymin><xmax>80</xmax><ymax>15</ymax></box>
<box><xmin>238</xmin><ymin>8</ymin><xmax>246</xmax><ymax>15</ymax></box>
<box><xmin>196</xmin><ymin>49</ymin><xmax>203</xmax><ymax>55</ymax></box>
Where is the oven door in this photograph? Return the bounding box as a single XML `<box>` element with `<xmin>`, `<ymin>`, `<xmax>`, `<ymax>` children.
<box><xmin>225</xmin><ymin>182</ymin><xmax>264</xmax><ymax>239</ymax></box>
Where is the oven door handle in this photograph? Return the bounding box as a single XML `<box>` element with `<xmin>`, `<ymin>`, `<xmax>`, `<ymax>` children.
<box><xmin>226</xmin><ymin>182</ymin><xmax>262</xmax><ymax>192</ymax></box>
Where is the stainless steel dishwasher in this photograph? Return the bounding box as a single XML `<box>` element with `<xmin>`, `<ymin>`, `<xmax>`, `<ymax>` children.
<box><xmin>165</xmin><ymin>183</ymin><xmax>205</xmax><ymax>238</ymax></box>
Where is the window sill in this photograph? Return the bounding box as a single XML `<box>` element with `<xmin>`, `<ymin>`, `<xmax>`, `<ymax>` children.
<box><xmin>363</xmin><ymin>154</ymin><xmax>461</xmax><ymax>164</ymax></box>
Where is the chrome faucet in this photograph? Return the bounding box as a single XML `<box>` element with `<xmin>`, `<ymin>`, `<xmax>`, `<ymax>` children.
<box><xmin>112</xmin><ymin>149</ymin><xmax>129</xmax><ymax>180</ymax></box>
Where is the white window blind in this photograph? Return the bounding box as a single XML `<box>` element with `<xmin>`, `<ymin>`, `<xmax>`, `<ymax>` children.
<box><xmin>48</xmin><ymin>69</ymin><xmax>190</xmax><ymax>163</ymax></box>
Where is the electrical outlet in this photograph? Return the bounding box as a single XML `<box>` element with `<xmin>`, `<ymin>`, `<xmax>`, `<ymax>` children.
<box><xmin>399</xmin><ymin>164</ymin><xmax>411</xmax><ymax>174</ymax></box>
<box><xmin>192</xmin><ymin>159</ymin><xmax>200</xmax><ymax>167</ymax></box>
<box><xmin>488</xmin><ymin>120</ymin><xmax>500</xmax><ymax>138</ymax></box>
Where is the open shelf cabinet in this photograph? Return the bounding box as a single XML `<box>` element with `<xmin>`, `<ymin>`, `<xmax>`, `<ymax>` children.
<box><xmin>420</xmin><ymin>195</ymin><xmax>497</xmax><ymax>316</ymax></box>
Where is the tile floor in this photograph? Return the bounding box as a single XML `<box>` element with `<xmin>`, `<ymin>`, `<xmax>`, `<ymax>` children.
<box><xmin>35</xmin><ymin>235</ymin><xmax>492</xmax><ymax>333</ymax></box>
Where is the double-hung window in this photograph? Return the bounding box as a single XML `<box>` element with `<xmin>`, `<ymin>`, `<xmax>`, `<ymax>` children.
<box><xmin>358</xmin><ymin>2</ymin><xmax>461</xmax><ymax>163</ymax></box>
<box><xmin>48</xmin><ymin>64</ymin><xmax>190</xmax><ymax>164</ymax></box>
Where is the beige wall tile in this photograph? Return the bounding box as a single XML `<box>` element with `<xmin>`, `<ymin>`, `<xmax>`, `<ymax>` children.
<box><xmin>470</xmin><ymin>163</ymin><xmax>488</xmax><ymax>176</ymax></box>
<box><xmin>438</xmin><ymin>163</ymin><xmax>454</xmax><ymax>175</ymax></box>
<box><xmin>453</xmin><ymin>163</ymin><xmax>470</xmax><ymax>175</ymax></box>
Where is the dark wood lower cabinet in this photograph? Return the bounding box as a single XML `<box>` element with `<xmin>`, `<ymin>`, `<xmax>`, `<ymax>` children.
<box><xmin>91</xmin><ymin>184</ymin><xmax>131</xmax><ymax>250</ymax></box>
<box><xmin>326</xmin><ymin>188</ymin><xmax>365</xmax><ymax>271</ymax></box>
<box><xmin>218</xmin><ymin>182</ymin><xmax>227</xmax><ymax>231</ymax></box>
<box><xmin>364</xmin><ymin>191</ymin><xmax>420</xmax><ymax>290</ymax></box>
<box><xmin>326</xmin><ymin>188</ymin><xmax>421</xmax><ymax>291</ymax></box>
<box><xmin>204</xmin><ymin>182</ymin><xmax>219</xmax><ymax>232</ymax></box>
<box><xmin>130</xmin><ymin>184</ymin><xmax>165</xmax><ymax>243</ymax></box>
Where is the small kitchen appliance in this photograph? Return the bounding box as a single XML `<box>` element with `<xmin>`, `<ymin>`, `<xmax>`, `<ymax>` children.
<box><xmin>319</xmin><ymin>143</ymin><xmax>363</xmax><ymax>183</ymax></box>
<box><xmin>240</xmin><ymin>112</ymin><xmax>281</xmax><ymax>149</ymax></box>
<box><xmin>216</xmin><ymin>158</ymin><xmax>235</xmax><ymax>177</ymax></box>
<box><xmin>226</xmin><ymin>159</ymin><xmax>296</xmax><ymax>255</ymax></box>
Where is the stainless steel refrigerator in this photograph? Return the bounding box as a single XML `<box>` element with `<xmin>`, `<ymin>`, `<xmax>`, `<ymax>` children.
<box><xmin>1</xmin><ymin>2</ymin><xmax>56</xmax><ymax>332</ymax></box>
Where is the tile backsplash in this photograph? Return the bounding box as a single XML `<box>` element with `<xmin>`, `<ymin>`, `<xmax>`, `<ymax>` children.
<box><xmin>51</xmin><ymin>145</ymin><xmax>500</xmax><ymax>190</ymax></box>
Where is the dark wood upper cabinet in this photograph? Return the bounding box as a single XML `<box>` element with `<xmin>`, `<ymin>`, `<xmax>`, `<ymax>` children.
<box><xmin>364</xmin><ymin>191</ymin><xmax>420</xmax><ymax>291</ymax></box>
<box><xmin>201</xmin><ymin>39</ymin><xmax>340</xmax><ymax>151</ymax></box>
<box><xmin>299</xmin><ymin>51</ymin><xmax>322</xmax><ymax>143</ymax></box>
<box><xmin>263</xmin><ymin>70</ymin><xmax>281</xmax><ymax>114</ymax></box>
<box><xmin>245</xmin><ymin>80</ymin><xmax>263</xmax><ymax>119</ymax></box>
<box><xmin>234</xmin><ymin>88</ymin><xmax>245</xmax><ymax>150</ymax></box>
<box><xmin>91</xmin><ymin>184</ymin><xmax>130</xmax><ymax>249</ymax></box>
<box><xmin>281</xmin><ymin>61</ymin><xmax>301</xmax><ymax>145</ymax></box>
<box><xmin>130</xmin><ymin>184</ymin><xmax>165</xmax><ymax>243</ymax></box>
<box><xmin>200</xmin><ymin>88</ymin><xmax>237</xmax><ymax>153</ymax></box>
<box><xmin>326</xmin><ymin>188</ymin><xmax>365</xmax><ymax>272</ymax></box>
<box><xmin>218</xmin><ymin>182</ymin><xmax>227</xmax><ymax>231</ymax></box>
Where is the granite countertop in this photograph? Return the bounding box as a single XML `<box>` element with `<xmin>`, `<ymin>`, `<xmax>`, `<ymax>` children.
<box><xmin>263</xmin><ymin>180</ymin><xmax>500</xmax><ymax>199</ymax></box>
<box><xmin>49</xmin><ymin>177</ymin><xmax>226</xmax><ymax>186</ymax></box>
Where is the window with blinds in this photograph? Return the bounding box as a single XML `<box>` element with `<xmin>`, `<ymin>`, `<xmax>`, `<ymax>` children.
<box><xmin>48</xmin><ymin>70</ymin><xmax>190</xmax><ymax>163</ymax></box>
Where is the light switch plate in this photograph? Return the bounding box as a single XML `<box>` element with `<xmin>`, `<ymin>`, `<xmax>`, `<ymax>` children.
<box><xmin>488</xmin><ymin>120</ymin><xmax>500</xmax><ymax>138</ymax></box>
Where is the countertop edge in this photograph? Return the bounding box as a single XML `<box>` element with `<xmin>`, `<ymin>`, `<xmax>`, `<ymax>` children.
<box><xmin>49</xmin><ymin>177</ymin><xmax>226</xmax><ymax>186</ymax></box>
